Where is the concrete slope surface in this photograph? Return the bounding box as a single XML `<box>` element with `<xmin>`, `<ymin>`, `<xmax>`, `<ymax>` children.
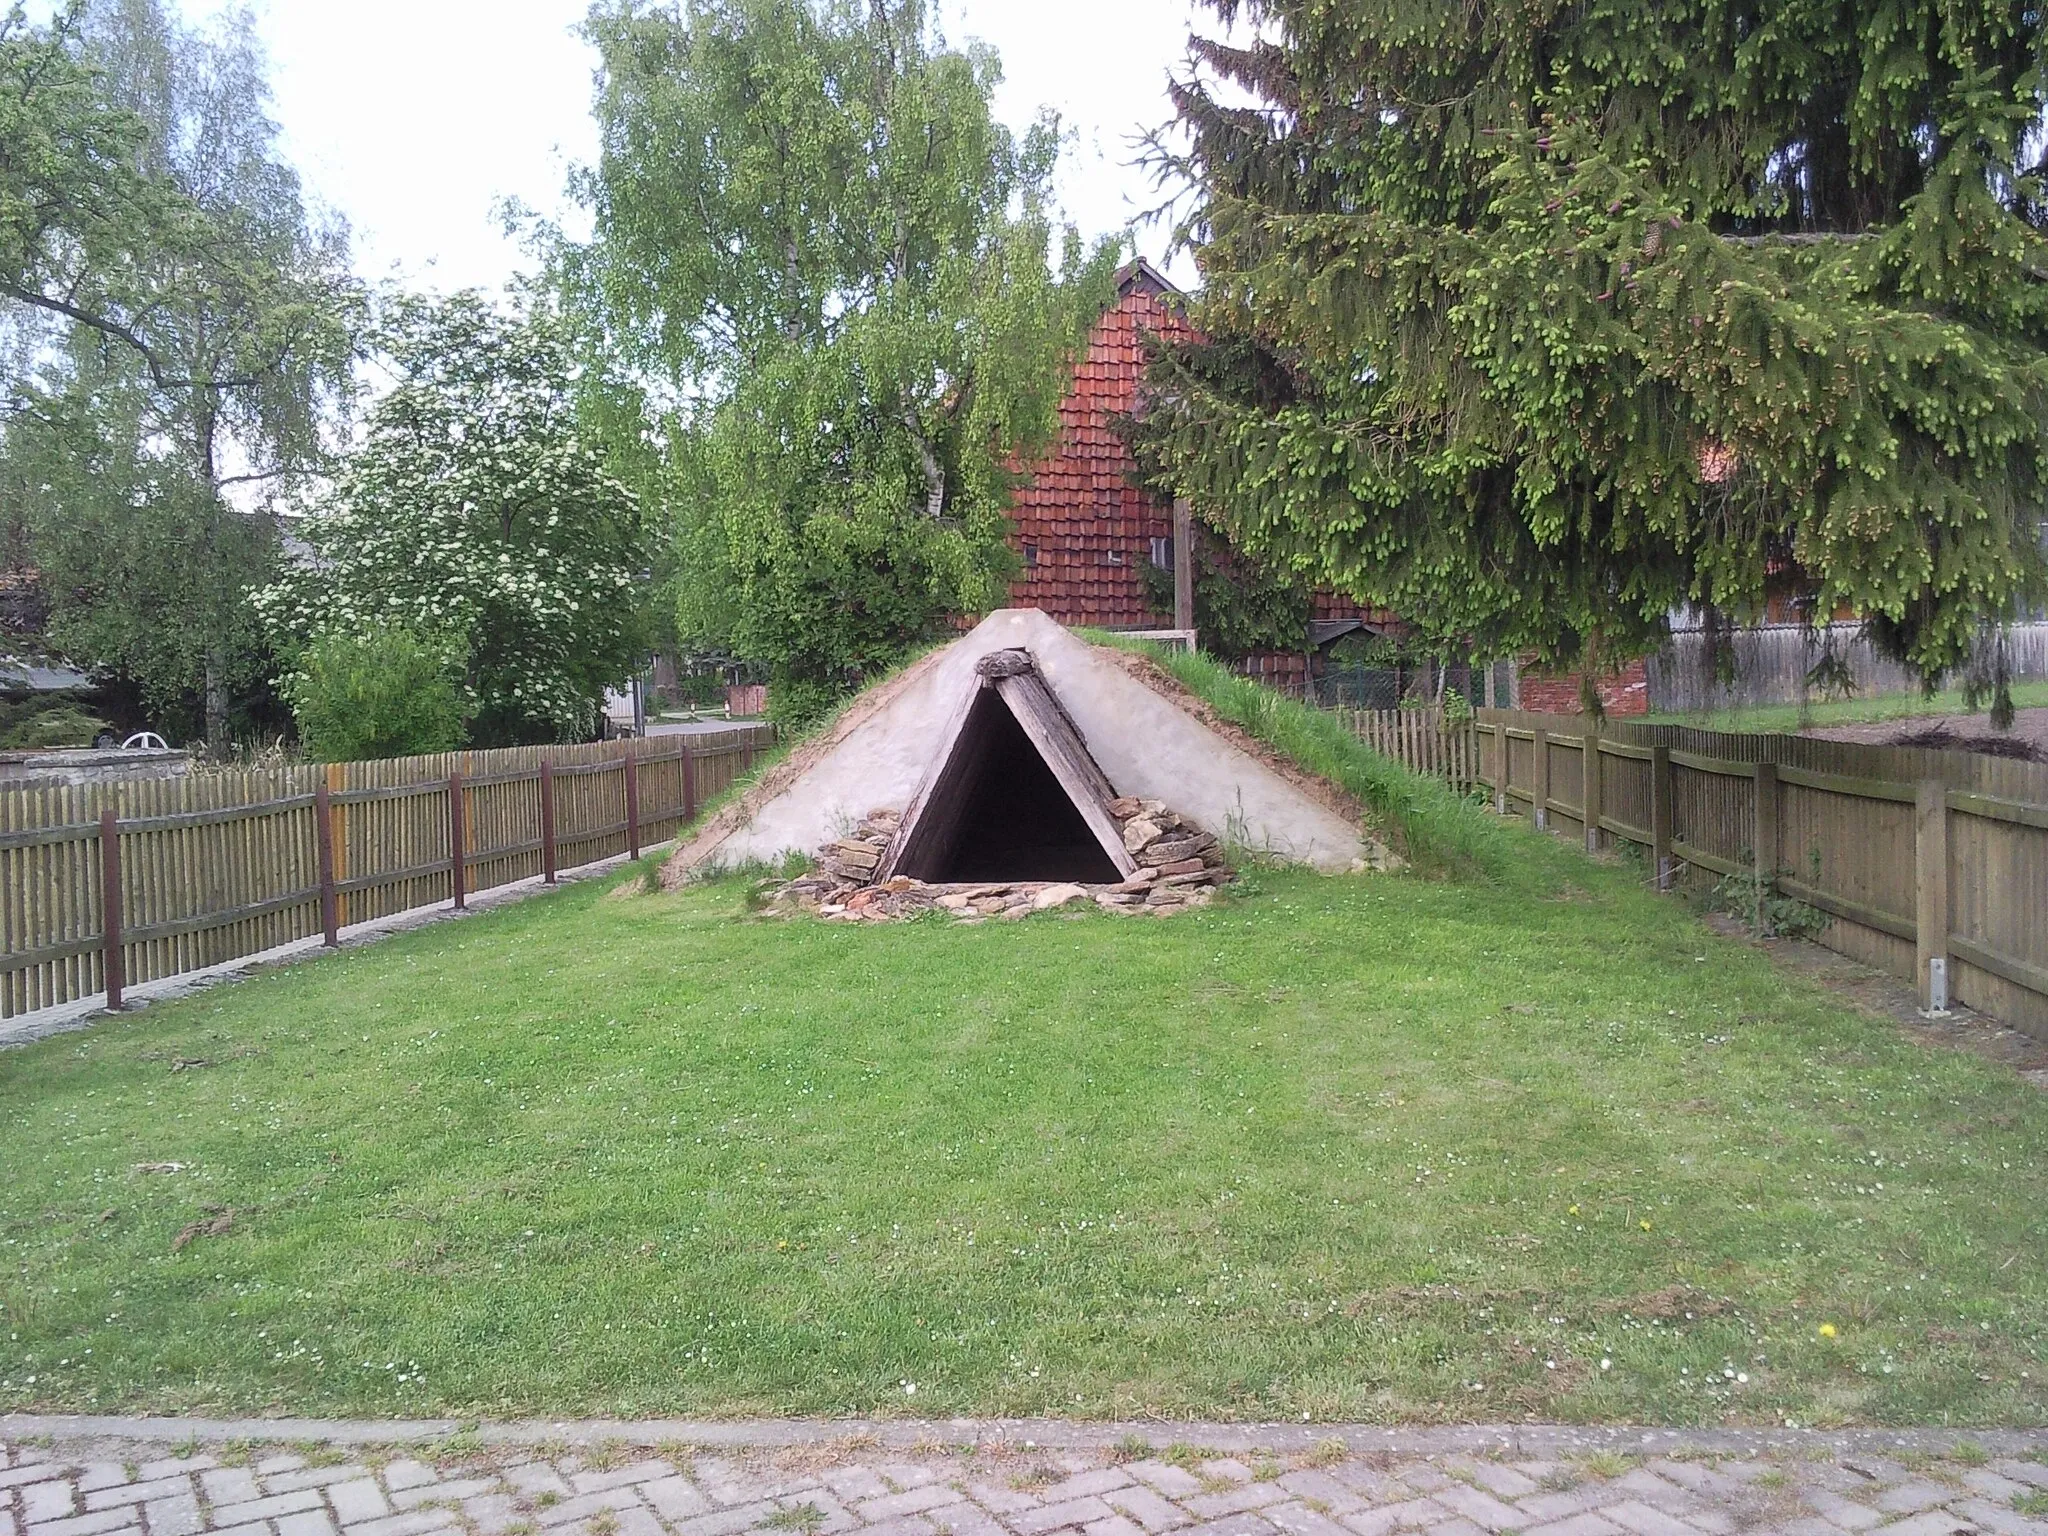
<box><xmin>669</xmin><ymin>609</ymin><xmax>1371</xmax><ymax>876</ymax></box>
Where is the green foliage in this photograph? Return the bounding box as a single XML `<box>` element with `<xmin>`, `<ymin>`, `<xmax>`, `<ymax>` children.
<box><xmin>1135</xmin><ymin>527</ymin><xmax>1311</xmax><ymax>661</ymax></box>
<box><xmin>279</xmin><ymin>625</ymin><xmax>468</xmax><ymax>763</ymax></box>
<box><xmin>1137</xmin><ymin>0</ymin><xmax>2048</xmax><ymax>711</ymax></box>
<box><xmin>0</xmin><ymin>0</ymin><xmax>360</xmax><ymax>749</ymax></box>
<box><xmin>258</xmin><ymin>293</ymin><xmax>648</xmax><ymax>747</ymax></box>
<box><xmin>0</xmin><ymin>695</ymin><xmax>111</xmax><ymax>748</ymax></box>
<box><xmin>566</xmin><ymin>0</ymin><xmax>1120</xmax><ymax>710</ymax></box>
<box><xmin>1705</xmin><ymin>870</ymin><xmax>1831</xmax><ymax>941</ymax></box>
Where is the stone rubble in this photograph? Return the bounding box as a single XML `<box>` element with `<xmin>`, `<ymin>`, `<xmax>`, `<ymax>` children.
<box><xmin>760</xmin><ymin>798</ymin><xmax>1233</xmax><ymax>922</ymax></box>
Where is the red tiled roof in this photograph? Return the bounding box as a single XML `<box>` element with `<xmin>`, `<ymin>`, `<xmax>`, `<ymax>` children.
<box><xmin>1005</xmin><ymin>269</ymin><xmax>1192</xmax><ymax>628</ymax></box>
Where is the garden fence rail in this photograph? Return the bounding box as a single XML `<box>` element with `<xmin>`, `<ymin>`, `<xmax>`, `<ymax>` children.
<box><xmin>1473</xmin><ymin>708</ymin><xmax>2048</xmax><ymax>1040</ymax></box>
<box><xmin>0</xmin><ymin>726</ymin><xmax>774</xmax><ymax>1021</ymax></box>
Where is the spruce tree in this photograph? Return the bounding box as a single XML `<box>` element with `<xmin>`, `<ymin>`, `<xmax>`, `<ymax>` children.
<box><xmin>1138</xmin><ymin>0</ymin><xmax>2048</xmax><ymax>705</ymax></box>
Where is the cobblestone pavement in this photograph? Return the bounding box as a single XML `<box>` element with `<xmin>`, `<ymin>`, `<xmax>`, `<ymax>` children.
<box><xmin>5</xmin><ymin>1426</ymin><xmax>2047</xmax><ymax>1536</ymax></box>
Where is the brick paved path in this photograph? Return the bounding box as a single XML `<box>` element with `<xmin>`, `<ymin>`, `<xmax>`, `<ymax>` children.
<box><xmin>5</xmin><ymin>1426</ymin><xmax>2048</xmax><ymax>1536</ymax></box>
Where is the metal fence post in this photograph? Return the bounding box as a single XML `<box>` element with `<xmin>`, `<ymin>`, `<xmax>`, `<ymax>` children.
<box><xmin>625</xmin><ymin>742</ymin><xmax>641</xmax><ymax>861</ymax></box>
<box><xmin>315</xmin><ymin>780</ymin><xmax>339</xmax><ymax>947</ymax></box>
<box><xmin>448</xmin><ymin>769</ymin><xmax>467</xmax><ymax>910</ymax></box>
<box><xmin>1532</xmin><ymin>727</ymin><xmax>1550</xmax><ymax>831</ymax></box>
<box><xmin>1650</xmin><ymin>744</ymin><xmax>1674</xmax><ymax>890</ymax></box>
<box><xmin>1916</xmin><ymin>779</ymin><xmax>1951</xmax><ymax>1013</ymax></box>
<box><xmin>540</xmin><ymin>758</ymin><xmax>558</xmax><ymax>884</ymax></box>
<box><xmin>99</xmin><ymin>805</ymin><xmax>123</xmax><ymax>1011</ymax></box>
<box><xmin>1582</xmin><ymin>726</ymin><xmax>1603</xmax><ymax>853</ymax></box>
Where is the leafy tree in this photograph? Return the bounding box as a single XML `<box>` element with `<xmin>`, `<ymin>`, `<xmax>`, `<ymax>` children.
<box><xmin>259</xmin><ymin>292</ymin><xmax>648</xmax><ymax>747</ymax></box>
<box><xmin>281</xmin><ymin>624</ymin><xmax>469</xmax><ymax>762</ymax></box>
<box><xmin>567</xmin><ymin>0</ymin><xmax>1119</xmax><ymax>723</ymax></box>
<box><xmin>0</xmin><ymin>0</ymin><xmax>358</xmax><ymax>748</ymax></box>
<box><xmin>1136</xmin><ymin>0</ymin><xmax>2048</xmax><ymax>712</ymax></box>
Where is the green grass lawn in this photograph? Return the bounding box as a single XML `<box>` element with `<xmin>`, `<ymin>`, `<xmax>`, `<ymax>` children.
<box><xmin>1645</xmin><ymin>680</ymin><xmax>2048</xmax><ymax>734</ymax></box>
<box><xmin>3</xmin><ymin>809</ymin><xmax>2044</xmax><ymax>1427</ymax></box>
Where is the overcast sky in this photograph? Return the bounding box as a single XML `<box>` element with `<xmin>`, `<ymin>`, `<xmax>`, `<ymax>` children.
<box><xmin>169</xmin><ymin>0</ymin><xmax>1208</xmax><ymax>296</ymax></box>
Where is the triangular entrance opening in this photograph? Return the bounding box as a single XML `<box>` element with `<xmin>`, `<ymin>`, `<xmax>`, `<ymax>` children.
<box><xmin>884</xmin><ymin>652</ymin><xmax>1136</xmax><ymax>885</ymax></box>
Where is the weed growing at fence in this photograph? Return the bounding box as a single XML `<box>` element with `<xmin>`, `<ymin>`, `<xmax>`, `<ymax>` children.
<box><xmin>1</xmin><ymin>806</ymin><xmax>2044</xmax><ymax>1426</ymax></box>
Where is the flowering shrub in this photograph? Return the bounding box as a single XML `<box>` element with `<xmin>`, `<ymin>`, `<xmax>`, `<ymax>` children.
<box><xmin>257</xmin><ymin>293</ymin><xmax>646</xmax><ymax>745</ymax></box>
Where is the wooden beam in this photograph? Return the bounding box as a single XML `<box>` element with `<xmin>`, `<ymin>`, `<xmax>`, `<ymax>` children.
<box><xmin>1172</xmin><ymin>497</ymin><xmax>1195</xmax><ymax>641</ymax></box>
<box><xmin>1916</xmin><ymin>779</ymin><xmax>1950</xmax><ymax>1013</ymax></box>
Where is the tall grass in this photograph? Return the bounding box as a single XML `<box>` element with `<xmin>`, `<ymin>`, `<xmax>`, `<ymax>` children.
<box><xmin>1089</xmin><ymin>636</ymin><xmax>1515</xmax><ymax>878</ymax></box>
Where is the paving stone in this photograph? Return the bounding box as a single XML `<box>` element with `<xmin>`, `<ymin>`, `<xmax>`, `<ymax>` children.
<box><xmin>1597</xmin><ymin>1500</ymin><xmax>1703</xmax><ymax>1536</ymax></box>
<box><xmin>668</xmin><ymin>1500</ymin><xmax>783</xmax><ymax>1536</ymax></box>
<box><xmin>254</xmin><ymin>1460</ymin><xmax>306</xmax><ymax>1480</ymax></box>
<box><xmin>1262</xmin><ymin>1499</ymin><xmax>1355</xmax><ymax>1536</ymax></box>
<box><xmin>568</xmin><ymin>1464</ymin><xmax>675</xmax><ymax>1497</ymax></box>
<box><xmin>1794</xmin><ymin>1488</ymin><xmax>1883</xmax><ymax>1530</ymax></box>
<box><xmin>89</xmin><ymin>1482</ymin><xmax>193</xmax><ymax>1513</ymax></box>
<box><xmin>1459</xmin><ymin>1466</ymin><xmax>1540</xmax><ymax>1503</ymax></box>
<box><xmin>821</xmin><ymin>1470</ymin><xmax>892</xmax><ymax>1505</ymax></box>
<box><xmin>1338</xmin><ymin>1500</ymin><xmax>1444</xmax><ymax>1536</ymax></box>
<box><xmin>1511</xmin><ymin>1485</ymin><xmax>1617</xmax><ymax>1525</ymax></box>
<box><xmin>1423</xmin><ymin>1486</ymin><xmax>1522</xmax><ymax>1534</ymax></box>
<box><xmin>21</xmin><ymin>1485</ymin><xmax>78</xmax><ymax>1522</ymax></box>
<box><xmin>1389</xmin><ymin>1471</ymin><xmax>1455</xmax><ymax>1499</ymax></box>
<box><xmin>196</xmin><ymin>1474</ymin><xmax>259</xmax><ymax>1510</ymax></box>
<box><xmin>534</xmin><ymin>1488</ymin><xmax>648</xmax><ymax>1528</ymax></box>
<box><xmin>1013</xmin><ymin>1496</ymin><xmax>1119</xmax><ymax>1534</ymax></box>
<box><xmin>392</xmin><ymin>1480</ymin><xmax>501</xmax><ymax>1513</ymax></box>
<box><xmin>1323</xmin><ymin>1469</ymin><xmax>1400</xmax><ymax>1506</ymax></box>
<box><xmin>377</xmin><ymin>1466</ymin><xmax>438</xmax><ymax>1496</ymax></box>
<box><xmin>1196</xmin><ymin>1467</ymin><xmax>1256</xmax><ymax>1489</ymax></box>
<box><xmin>326</xmin><ymin>1482</ymin><xmax>389</xmax><ymax>1526</ymax></box>
<box><xmin>1519</xmin><ymin>1516</ymin><xmax>1624</xmax><ymax>1536</ymax></box>
<box><xmin>640</xmin><ymin>1476</ymin><xmax>713</xmax><ymax>1522</ymax></box>
<box><xmin>1181</xmin><ymin>1514</ymin><xmax>1281</xmax><ymax>1536</ymax></box>
<box><xmin>859</xmin><ymin>1517</ymin><xmax>941</xmax><ymax>1536</ymax></box>
<box><xmin>207</xmin><ymin>1489</ymin><xmax>327</xmax><ymax>1526</ymax></box>
<box><xmin>1273</xmin><ymin>1472</ymin><xmax>1365</xmax><ymax>1515</ymax></box>
<box><xmin>1081</xmin><ymin>1514</ymin><xmax>1148</xmax><ymax>1536</ymax></box>
<box><xmin>138</xmin><ymin>1467</ymin><xmax>212</xmax><ymax>1487</ymax></box>
<box><xmin>454</xmin><ymin>1493</ymin><xmax>528</xmax><ymax>1536</ymax></box>
<box><xmin>263</xmin><ymin>1470</ymin><xmax>371</xmax><ymax>1497</ymax></box>
<box><xmin>775</xmin><ymin>1492</ymin><xmax>857</xmax><ymax>1536</ymax></box>
<box><xmin>1864</xmin><ymin>1512</ymin><xmax>1978</xmax><ymax>1536</ymax></box>
<box><xmin>1994</xmin><ymin>1464</ymin><xmax>2048</xmax><ymax>1492</ymax></box>
<box><xmin>0</xmin><ymin>1472</ymin><xmax>71</xmax><ymax>1495</ymax></box>
<box><xmin>2</xmin><ymin>1504</ymin><xmax>17</xmax><ymax>1536</ymax></box>
<box><xmin>964</xmin><ymin>1483</ymin><xmax>1042</xmax><ymax>1518</ymax></box>
<box><xmin>501</xmin><ymin>1465</ymin><xmax>572</xmax><ymax>1502</ymax></box>
<box><xmin>28</xmin><ymin>1506</ymin><xmax>148</xmax><ymax>1536</ymax></box>
<box><xmin>1875</xmin><ymin>1482</ymin><xmax>1957</xmax><ymax>1515</ymax></box>
<box><xmin>75</xmin><ymin>1473</ymin><xmax>131</xmax><ymax>1497</ymax></box>
<box><xmin>1421</xmin><ymin>1520</ymin><xmax>1487</xmax><ymax>1536</ymax></box>
<box><xmin>1039</xmin><ymin>1474</ymin><xmax>1131</xmax><ymax>1505</ymax></box>
<box><xmin>1125</xmin><ymin>1468</ymin><xmax>1203</xmax><ymax>1501</ymax></box>
<box><xmin>276</xmin><ymin>1510</ymin><xmax>338</xmax><ymax>1536</ymax></box>
<box><xmin>879</xmin><ymin>1468</ymin><xmax>951</xmax><ymax>1494</ymax></box>
<box><xmin>1103</xmin><ymin>1486</ymin><xmax>1192</xmax><ymax>1531</ymax></box>
<box><xmin>143</xmin><ymin>1495</ymin><xmax>202</xmax><ymax>1536</ymax></box>
<box><xmin>859</xmin><ymin>1487</ymin><xmax>971</xmax><ymax>1522</ymax></box>
<box><xmin>1954</xmin><ymin>1497</ymin><xmax>2048</xmax><ymax>1536</ymax></box>
<box><xmin>1183</xmin><ymin>1485</ymin><xmax>1285</xmax><ymax>1521</ymax></box>
<box><xmin>338</xmin><ymin>1511</ymin><xmax>460</xmax><ymax>1536</ymax></box>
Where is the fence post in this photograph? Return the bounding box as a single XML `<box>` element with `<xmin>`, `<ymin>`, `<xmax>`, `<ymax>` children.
<box><xmin>741</xmin><ymin>730</ymin><xmax>755</xmax><ymax>776</ymax></box>
<box><xmin>1492</xmin><ymin>723</ymin><xmax>1509</xmax><ymax>815</ymax></box>
<box><xmin>540</xmin><ymin>758</ymin><xmax>558</xmax><ymax>884</ymax></box>
<box><xmin>99</xmin><ymin>805</ymin><xmax>124</xmax><ymax>1012</ymax></box>
<box><xmin>1532</xmin><ymin>727</ymin><xmax>1550</xmax><ymax>831</ymax></box>
<box><xmin>1650</xmin><ymin>744</ymin><xmax>1674</xmax><ymax>890</ymax></box>
<box><xmin>448</xmin><ymin>769</ymin><xmax>467</xmax><ymax>910</ymax></box>
<box><xmin>315</xmin><ymin>781</ymin><xmax>338</xmax><ymax>947</ymax></box>
<box><xmin>1753</xmin><ymin>760</ymin><xmax>1778</xmax><ymax>899</ymax></box>
<box><xmin>682</xmin><ymin>742</ymin><xmax>698</xmax><ymax>824</ymax></box>
<box><xmin>1916</xmin><ymin>779</ymin><xmax>1951</xmax><ymax>1013</ymax></box>
<box><xmin>1582</xmin><ymin>726</ymin><xmax>1603</xmax><ymax>852</ymax></box>
<box><xmin>625</xmin><ymin>742</ymin><xmax>641</xmax><ymax>861</ymax></box>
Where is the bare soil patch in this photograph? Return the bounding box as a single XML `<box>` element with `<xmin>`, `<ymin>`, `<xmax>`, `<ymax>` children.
<box><xmin>1803</xmin><ymin>705</ymin><xmax>2048</xmax><ymax>762</ymax></box>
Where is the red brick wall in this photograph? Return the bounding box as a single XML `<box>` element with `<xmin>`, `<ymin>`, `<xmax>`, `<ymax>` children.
<box><xmin>1005</xmin><ymin>283</ymin><xmax>1192</xmax><ymax>628</ymax></box>
<box><xmin>1517</xmin><ymin>656</ymin><xmax>1650</xmax><ymax>716</ymax></box>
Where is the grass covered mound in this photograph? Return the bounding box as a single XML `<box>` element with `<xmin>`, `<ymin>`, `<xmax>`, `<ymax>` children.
<box><xmin>2</xmin><ymin>799</ymin><xmax>2044</xmax><ymax>1424</ymax></box>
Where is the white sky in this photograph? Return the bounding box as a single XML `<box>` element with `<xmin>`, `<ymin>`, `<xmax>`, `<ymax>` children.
<box><xmin>173</xmin><ymin>0</ymin><xmax>1208</xmax><ymax>296</ymax></box>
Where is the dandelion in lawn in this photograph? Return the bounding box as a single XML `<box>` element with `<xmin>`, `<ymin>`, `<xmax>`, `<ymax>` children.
<box><xmin>1819</xmin><ymin>1323</ymin><xmax>1838</xmax><ymax>1338</ymax></box>
<box><xmin>1639</xmin><ymin>1219</ymin><xmax>1652</xmax><ymax>1231</ymax></box>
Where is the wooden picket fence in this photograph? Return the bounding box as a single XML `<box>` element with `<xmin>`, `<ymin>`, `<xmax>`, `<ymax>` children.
<box><xmin>1332</xmin><ymin>706</ymin><xmax>1481</xmax><ymax>791</ymax></box>
<box><xmin>1473</xmin><ymin>708</ymin><xmax>2048</xmax><ymax>1040</ymax></box>
<box><xmin>0</xmin><ymin>726</ymin><xmax>774</xmax><ymax>1021</ymax></box>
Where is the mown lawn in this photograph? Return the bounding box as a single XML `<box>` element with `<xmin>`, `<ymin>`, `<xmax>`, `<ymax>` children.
<box><xmin>1</xmin><ymin>816</ymin><xmax>2044</xmax><ymax>1427</ymax></box>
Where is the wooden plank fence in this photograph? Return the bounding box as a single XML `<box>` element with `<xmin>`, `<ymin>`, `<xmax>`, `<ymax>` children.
<box><xmin>1332</xmin><ymin>706</ymin><xmax>1481</xmax><ymax>791</ymax></box>
<box><xmin>0</xmin><ymin>726</ymin><xmax>773</xmax><ymax>1021</ymax></box>
<box><xmin>1474</xmin><ymin>708</ymin><xmax>2048</xmax><ymax>1040</ymax></box>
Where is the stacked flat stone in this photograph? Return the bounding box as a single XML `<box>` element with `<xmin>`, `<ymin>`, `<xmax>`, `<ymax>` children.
<box><xmin>756</xmin><ymin>801</ymin><xmax>1232</xmax><ymax>922</ymax></box>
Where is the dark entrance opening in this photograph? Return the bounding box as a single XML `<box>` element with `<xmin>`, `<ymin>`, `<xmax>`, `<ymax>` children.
<box><xmin>897</xmin><ymin>687</ymin><xmax>1124</xmax><ymax>883</ymax></box>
